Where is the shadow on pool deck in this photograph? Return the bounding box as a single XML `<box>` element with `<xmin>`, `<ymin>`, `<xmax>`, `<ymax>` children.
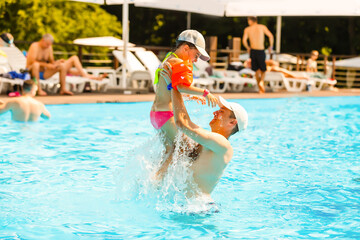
<box><xmin>1</xmin><ymin>89</ymin><xmax>360</xmax><ymax>105</ymax></box>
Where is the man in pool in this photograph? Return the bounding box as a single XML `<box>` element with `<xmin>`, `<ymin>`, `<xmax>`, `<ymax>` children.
<box><xmin>0</xmin><ymin>80</ymin><xmax>51</xmax><ymax>122</ymax></box>
<box><xmin>156</xmin><ymin>89</ymin><xmax>248</xmax><ymax>200</ymax></box>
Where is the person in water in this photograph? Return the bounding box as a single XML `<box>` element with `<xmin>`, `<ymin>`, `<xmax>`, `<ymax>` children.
<box><xmin>0</xmin><ymin>80</ymin><xmax>51</xmax><ymax>122</ymax></box>
<box><xmin>151</xmin><ymin>29</ymin><xmax>218</xmax><ymax>163</ymax></box>
<box><xmin>156</xmin><ymin>88</ymin><xmax>248</xmax><ymax>201</ymax></box>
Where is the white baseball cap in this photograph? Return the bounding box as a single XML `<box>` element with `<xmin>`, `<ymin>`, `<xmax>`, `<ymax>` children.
<box><xmin>177</xmin><ymin>29</ymin><xmax>210</xmax><ymax>61</ymax></box>
<box><xmin>218</xmin><ymin>96</ymin><xmax>248</xmax><ymax>131</ymax></box>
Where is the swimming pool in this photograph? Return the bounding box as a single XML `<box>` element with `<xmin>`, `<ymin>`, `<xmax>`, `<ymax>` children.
<box><xmin>1</xmin><ymin>96</ymin><xmax>359</xmax><ymax>239</ymax></box>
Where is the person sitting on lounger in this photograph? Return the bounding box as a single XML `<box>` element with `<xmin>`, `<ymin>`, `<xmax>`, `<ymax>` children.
<box><xmin>306</xmin><ymin>50</ymin><xmax>319</xmax><ymax>73</ymax></box>
<box><xmin>26</xmin><ymin>33</ymin><xmax>106</xmax><ymax>96</ymax></box>
<box><xmin>265</xmin><ymin>59</ymin><xmax>308</xmax><ymax>79</ymax></box>
<box><xmin>0</xmin><ymin>80</ymin><xmax>51</xmax><ymax>122</ymax></box>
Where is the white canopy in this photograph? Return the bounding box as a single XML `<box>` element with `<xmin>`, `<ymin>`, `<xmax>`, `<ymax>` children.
<box><xmin>330</xmin><ymin>57</ymin><xmax>360</xmax><ymax>68</ymax></box>
<box><xmin>135</xmin><ymin>0</ymin><xmax>224</xmax><ymax>16</ymax></box>
<box><xmin>73</xmin><ymin>36</ymin><xmax>135</xmax><ymax>47</ymax></box>
<box><xmin>134</xmin><ymin>0</ymin><xmax>225</xmax><ymax>28</ymax></box>
<box><xmin>72</xmin><ymin>0</ymin><xmax>132</xmax><ymax>4</ymax></box>
<box><xmin>225</xmin><ymin>0</ymin><xmax>360</xmax><ymax>16</ymax></box>
<box><xmin>73</xmin><ymin>0</ymin><xmax>360</xmax><ymax>16</ymax></box>
<box><xmin>224</xmin><ymin>0</ymin><xmax>360</xmax><ymax>53</ymax></box>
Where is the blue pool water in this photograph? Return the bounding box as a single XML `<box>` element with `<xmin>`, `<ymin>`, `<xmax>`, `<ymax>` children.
<box><xmin>0</xmin><ymin>96</ymin><xmax>359</xmax><ymax>239</ymax></box>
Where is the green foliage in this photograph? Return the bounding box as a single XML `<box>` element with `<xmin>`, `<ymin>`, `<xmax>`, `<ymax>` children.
<box><xmin>0</xmin><ymin>0</ymin><xmax>122</xmax><ymax>54</ymax></box>
<box><xmin>321</xmin><ymin>47</ymin><xmax>332</xmax><ymax>56</ymax></box>
<box><xmin>281</xmin><ymin>16</ymin><xmax>359</xmax><ymax>55</ymax></box>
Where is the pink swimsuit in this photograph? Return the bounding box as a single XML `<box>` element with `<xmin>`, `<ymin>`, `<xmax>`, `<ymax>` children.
<box><xmin>150</xmin><ymin>111</ymin><xmax>174</xmax><ymax>129</ymax></box>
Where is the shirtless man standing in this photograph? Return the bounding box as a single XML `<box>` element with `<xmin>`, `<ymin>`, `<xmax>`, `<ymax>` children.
<box><xmin>243</xmin><ymin>16</ymin><xmax>274</xmax><ymax>94</ymax></box>
<box><xmin>157</xmin><ymin>89</ymin><xmax>248</xmax><ymax>201</ymax></box>
<box><xmin>0</xmin><ymin>80</ymin><xmax>51</xmax><ymax>122</ymax></box>
<box><xmin>27</xmin><ymin>34</ymin><xmax>104</xmax><ymax>96</ymax></box>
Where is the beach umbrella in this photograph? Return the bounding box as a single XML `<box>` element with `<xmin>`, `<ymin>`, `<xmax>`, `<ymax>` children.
<box><xmin>329</xmin><ymin>57</ymin><xmax>360</xmax><ymax>68</ymax></box>
<box><xmin>73</xmin><ymin>37</ymin><xmax>142</xmax><ymax>69</ymax></box>
<box><xmin>73</xmin><ymin>36</ymin><xmax>135</xmax><ymax>47</ymax></box>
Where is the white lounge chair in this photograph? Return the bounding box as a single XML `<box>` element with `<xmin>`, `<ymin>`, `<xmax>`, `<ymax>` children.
<box><xmin>0</xmin><ymin>65</ymin><xmax>24</xmax><ymax>94</ymax></box>
<box><xmin>192</xmin><ymin>75</ymin><xmax>215</xmax><ymax>89</ymax></box>
<box><xmin>192</xmin><ymin>69</ymin><xmax>227</xmax><ymax>92</ymax></box>
<box><xmin>0</xmin><ymin>46</ymin><xmax>61</xmax><ymax>93</ymax></box>
<box><xmin>134</xmin><ymin>50</ymin><xmax>160</xmax><ymax>83</ymax></box>
<box><xmin>0</xmin><ymin>46</ymin><xmax>109</xmax><ymax>93</ymax></box>
<box><xmin>223</xmin><ymin>70</ymin><xmax>257</xmax><ymax>92</ymax></box>
<box><xmin>75</xmin><ymin>68</ymin><xmax>110</xmax><ymax>93</ymax></box>
<box><xmin>84</xmin><ymin>68</ymin><xmax>114</xmax><ymax>91</ymax></box>
<box><xmin>305</xmin><ymin>72</ymin><xmax>337</xmax><ymax>91</ymax></box>
<box><xmin>264</xmin><ymin>72</ymin><xmax>308</xmax><ymax>92</ymax></box>
<box><xmin>193</xmin><ymin>60</ymin><xmax>256</xmax><ymax>93</ymax></box>
<box><xmin>113</xmin><ymin>50</ymin><xmax>152</xmax><ymax>91</ymax></box>
<box><xmin>135</xmin><ymin>50</ymin><xmax>214</xmax><ymax>90</ymax></box>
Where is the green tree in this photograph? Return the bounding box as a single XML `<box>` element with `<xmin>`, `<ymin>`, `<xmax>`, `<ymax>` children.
<box><xmin>0</xmin><ymin>0</ymin><xmax>122</xmax><ymax>53</ymax></box>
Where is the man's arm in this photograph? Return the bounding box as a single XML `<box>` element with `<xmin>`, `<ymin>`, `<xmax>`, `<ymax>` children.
<box><xmin>171</xmin><ymin>89</ymin><xmax>230</xmax><ymax>154</ymax></box>
<box><xmin>49</xmin><ymin>46</ymin><xmax>55</xmax><ymax>64</ymax></box>
<box><xmin>40</xmin><ymin>103</ymin><xmax>51</xmax><ymax>119</ymax></box>
<box><xmin>264</xmin><ymin>26</ymin><xmax>274</xmax><ymax>52</ymax></box>
<box><xmin>0</xmin><ymin>100</ymin><xmax>11</xmax><ymax>114</ymax></box>
<box><xmin>242</xmin><ymin>28</ymin><xmax>250</xmax><ymax>52</ymax></box>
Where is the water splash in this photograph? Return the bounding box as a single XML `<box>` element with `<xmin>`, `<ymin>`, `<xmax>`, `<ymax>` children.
<box><xmin>113</xmin><ymin>132</ymin><xmax>215</xmax><ymax>214</ymax></box>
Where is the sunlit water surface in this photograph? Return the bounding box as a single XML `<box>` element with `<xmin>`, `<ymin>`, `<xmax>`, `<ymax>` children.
<box><xmin>0</xmin><ymin>96</ymin><xmax>359</xmax><ymax>239</ymax></box>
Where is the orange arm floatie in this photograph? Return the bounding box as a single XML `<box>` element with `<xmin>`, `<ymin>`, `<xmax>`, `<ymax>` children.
<box><xmin>171</xmin><ymin>60</ymin><xmax>193</xmax><ymax>90</ymax></box>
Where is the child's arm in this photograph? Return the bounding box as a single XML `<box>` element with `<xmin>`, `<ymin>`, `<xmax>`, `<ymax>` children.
<box><xmin>177</xmin><ymin>84</ymin><xmax>218</xmax><ymax>107</ymax></box>
<box><xmin>166</xmin><ymin>58</ymin><xmax>218</xmax><ymax>107</ymax></box>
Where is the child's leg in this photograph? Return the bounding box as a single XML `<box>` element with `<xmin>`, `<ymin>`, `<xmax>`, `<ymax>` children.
<box><xmin>154</xmin><ymin>141</ymin><xmax>175</xmax><ymax>181</ymax></box>
<box><xmin>160</xmin><ymin>116</ymin><xmax>177</xmax><ymax>143</ymax></box>
<box><xmin>153</xmin><ymin>117</ymin><xmax>177</xmax><ymax>181</ymax></box>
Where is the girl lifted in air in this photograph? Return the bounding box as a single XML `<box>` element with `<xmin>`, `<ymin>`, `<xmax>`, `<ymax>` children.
<box><xmin>150</xmin><ymin>30</ymin><xmax>218</xmax><ymax>173</ymax></box>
